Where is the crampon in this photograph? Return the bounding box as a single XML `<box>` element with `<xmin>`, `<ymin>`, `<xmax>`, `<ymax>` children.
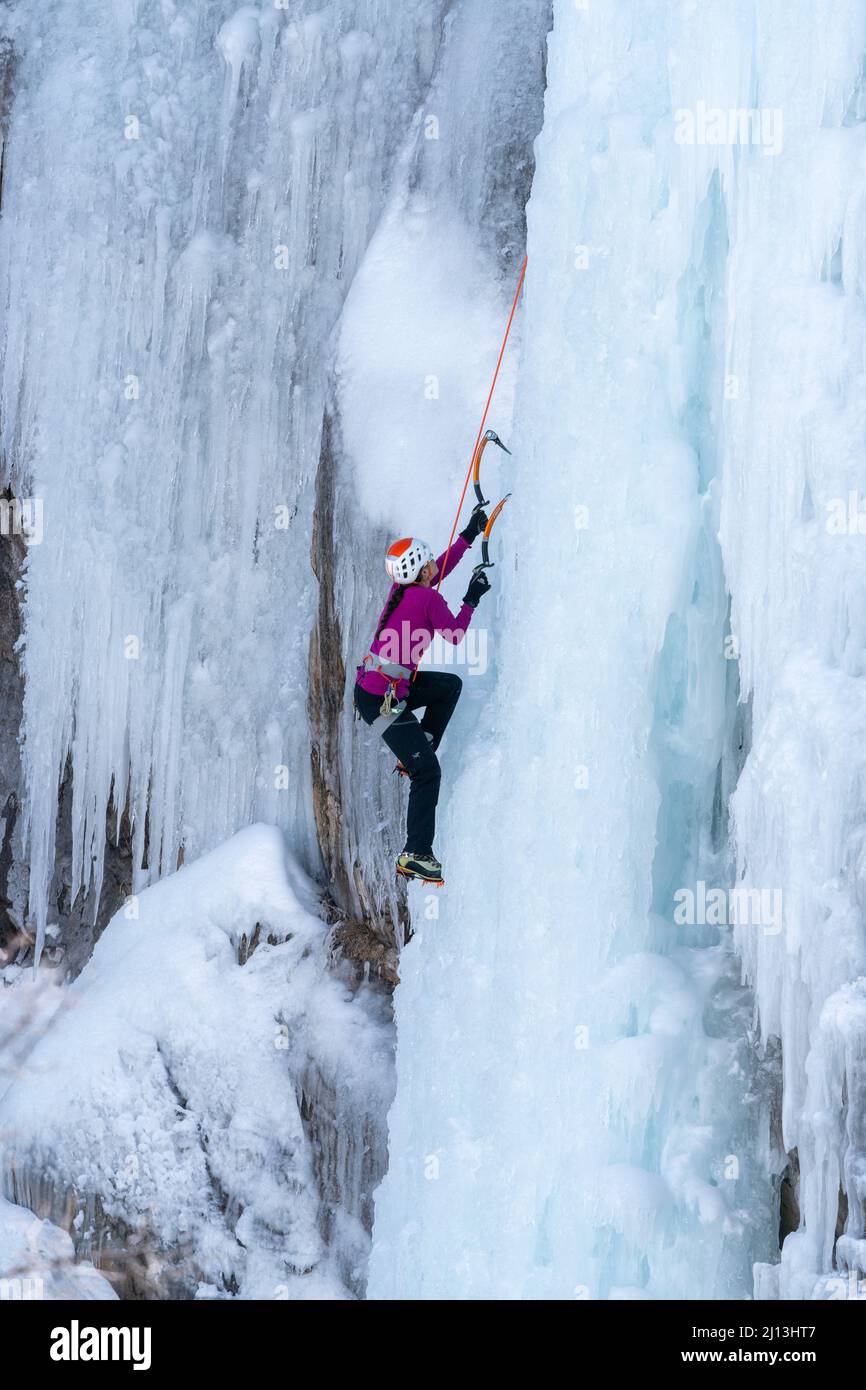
<box><xmin>396</xmin><ymin>851</ymin><xmax>444</xmax><ymax>886</ymax></box>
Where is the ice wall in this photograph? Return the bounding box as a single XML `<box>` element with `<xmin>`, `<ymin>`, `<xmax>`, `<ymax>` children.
<box><xmin>0</xmin><ymin>0</ymin><xmax>447</xmax><ymax>955</ymax></box>
<box><xmin>323</xmin><ymin>0</ymin><xmax>549</xmax><ymax>932</ymax></box>
<box><xmin>370</xmin><ymin>0</ymin><xmax>866</xmax><ymax>1300</ymax></box>
<box><xmin>710</xmin><ymin>1</ymin><xmax>866</xmax><ymax>1302</ymax></box>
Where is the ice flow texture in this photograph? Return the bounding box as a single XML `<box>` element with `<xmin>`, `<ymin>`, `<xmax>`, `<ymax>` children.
<box><xmin>0</xmin><ymin>0</ymin><xmax>448</xmax><ymax>953</ymax></box>
<box><xmin>0</xmin><ymin>0</ymin><xmax>546</xmax><ymax>950</ymax></box>
<box><xmin>368</xmin><ymin>0</ymin><xmax>866</xmax><ymax>1300</ymax></box>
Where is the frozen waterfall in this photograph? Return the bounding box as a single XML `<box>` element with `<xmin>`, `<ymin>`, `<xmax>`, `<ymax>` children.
<box><xmin>0</xmin><ymin>0</ymin><xmax>863</xmax><ymax>1307</ymax></box>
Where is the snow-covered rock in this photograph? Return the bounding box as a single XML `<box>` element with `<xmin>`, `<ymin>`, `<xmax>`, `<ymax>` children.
<box><xmin>0</xmin><ymin>1196</ymin><xmax>116</xmax><ymax>1301</ymax></box>
<box><xmin>0</xmin><ymin>825</ymin><xmax>393</xmax><ymax>1299</ymax></box>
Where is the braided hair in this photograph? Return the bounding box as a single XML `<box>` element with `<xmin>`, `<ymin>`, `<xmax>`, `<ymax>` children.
<box><xmin>375</xmin><ymin>583</ymin><xmax>413</xmax><ymax>641</ymax></box>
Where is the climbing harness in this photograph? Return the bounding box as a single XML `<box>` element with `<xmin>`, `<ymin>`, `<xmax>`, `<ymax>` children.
<box><xmin>359</xmin><ymin>651</ymin><xmax>412</xmax><ymax>719</ymax></box>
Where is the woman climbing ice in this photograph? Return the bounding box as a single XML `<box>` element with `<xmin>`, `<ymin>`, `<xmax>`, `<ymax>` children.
<box><xmin>354</xmin><ymin>506</ymin><xmax>491</xmax><ymax>885</ymax></box>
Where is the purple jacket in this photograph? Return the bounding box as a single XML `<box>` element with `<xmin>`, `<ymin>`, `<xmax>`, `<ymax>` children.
<box><xmin>357</xmin><ymin>537</ymin><xmax>474</xmax><ymax>698</ymax></box>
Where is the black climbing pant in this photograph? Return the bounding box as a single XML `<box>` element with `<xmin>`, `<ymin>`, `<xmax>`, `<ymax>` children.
<box><xmin>354</xmin><ymin>671</ymin><xmax>463</xmax><ymax>857</ymax></box>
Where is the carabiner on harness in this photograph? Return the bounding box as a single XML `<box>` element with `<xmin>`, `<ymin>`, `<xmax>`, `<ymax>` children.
<box><xmin>361</xmin><ymin>652</ymin><xmax>412</xmax><ymax>719</ymax></box>
<box><xmin>379</xmin><ymin>684</ymin><xmax>407</xmax><ymax>718</ymax></box>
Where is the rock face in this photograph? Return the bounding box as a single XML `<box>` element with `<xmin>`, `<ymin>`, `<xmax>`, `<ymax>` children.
<box><xmin>308</xmin><ymin>411</ymin><xmax>352</xmax><ymax>921</ymax></box>
<box><xmin>0</xmin><ymin>496</ymin><xmax>23</xmax><ymax>957</ymax></box>
<box><xmin>41</xmin><ymin>772</ymin><xmax>134</xmax><ymax>979</ymax></box>
<box><xmin>309</xmin><ymin>408</ymin><xmax>411</xmax><ymax>951</ymax></box>
<box><xmin>0</xmin><ymin>52</ymin><xmax>25</xmax><ymax>963</ymax></box>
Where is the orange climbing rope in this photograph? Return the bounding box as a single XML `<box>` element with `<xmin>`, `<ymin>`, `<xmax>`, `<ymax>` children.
<box><xmin>435</xmin><ymin>253</ymin><xmax>528</xmax><ymax>593</ymax></box>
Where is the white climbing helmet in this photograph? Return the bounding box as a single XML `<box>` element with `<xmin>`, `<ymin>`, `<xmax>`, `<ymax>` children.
<box><xmin>385</xmin><ymin>536</ymin><xmax>433</xmax><ymax>585</ymax></box>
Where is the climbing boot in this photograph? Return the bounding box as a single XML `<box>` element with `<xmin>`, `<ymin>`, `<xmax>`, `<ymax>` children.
<box><xmin>396</xmin><ymin>850</ymin><xmax>444</xmax><ymax>886</ymax></box>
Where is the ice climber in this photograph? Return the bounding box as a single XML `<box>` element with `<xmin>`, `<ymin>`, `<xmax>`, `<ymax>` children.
<box><xmin>354</xmin><ymin>505</ymin><xmax>491</xmax><ymax>886</ymax></box>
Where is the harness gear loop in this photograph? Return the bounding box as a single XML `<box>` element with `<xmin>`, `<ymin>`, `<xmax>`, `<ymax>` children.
<box><xmin>361</xmin><ymin>651</ymin><xmax>412</xmax><ymax>718</ymax></box>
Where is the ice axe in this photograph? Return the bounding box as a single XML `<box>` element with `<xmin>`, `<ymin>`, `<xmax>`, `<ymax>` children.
<box><xmin>473</xmin><ymin>494</ymin><xmax>511</xmax><ymax>574</ymax></box>
<box><xmin>471</xmin><ymin>428</ymin><xmax>511</xmax><ymax>508</ymax></box>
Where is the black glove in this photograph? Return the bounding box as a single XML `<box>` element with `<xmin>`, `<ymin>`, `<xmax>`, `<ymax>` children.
<box><xmin>459</xmin><ymin>503</ymin><xmax>488</xmax><ymax>545</ymax></box>
<box><xmin>463</xmin><ymin>570</ymin><xmax>491</xmax><ymax>608</ymax></box>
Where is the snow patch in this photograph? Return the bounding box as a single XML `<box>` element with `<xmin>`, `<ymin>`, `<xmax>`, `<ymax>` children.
<box><xmin>0</xmin><ymin>825</ymin><xmax>393</xmax><ymax>1299</ymax></box>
